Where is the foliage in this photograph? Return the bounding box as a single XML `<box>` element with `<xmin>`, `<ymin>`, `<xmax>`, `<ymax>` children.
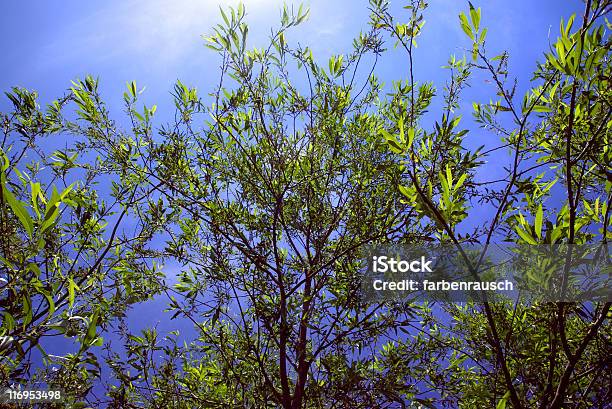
<box><xmin>0</xmin><ymin>79</ymin><xmax>164</xmax><ymax>405</ymax></box>
<box><xmin>372</xmin><ymin>0</ymin><xmax>611</xmax><ymax>407</ymax></box>
<box><xmin>0</xmin><ymin>1</ymin><xmax>610</xmax><ymax>408</ymax></box>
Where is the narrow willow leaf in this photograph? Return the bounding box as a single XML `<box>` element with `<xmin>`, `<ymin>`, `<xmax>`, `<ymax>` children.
<box><xmin>219</xmin><ymin>6</ymin><xmax>229</xmax><ymax>26</ymax></box>
<box><xmin>439</xmin><ymin>171</ymin><xmax>451</xmax><ymax>210</ymax></box>
<box><xmin>407</xmin><ymin>127</ymin><xmax>415</xmax><ymax>149</ymax></box>
<box><xmin>398</xmin><ymin>185</ymin><xmax>412</xmax><ymax>199</ymax></box>
<box><xmin>2</xmin><ymin>182</ymin><xmax>34</xmax><ymax>238</ymax></box>
<box><xmin>386</xmin><ymin>138</ymin><xmax>404</xmax><ymax>154</ymax></box>
<box><xmin>533</xmin><ymin>105</ymin><xmax>552</xmax><ymax>113</ymax></box>
<box><xmin>381</xmin><ymin>129</ymin><xmax>404</xmax><ymax>154</ymax></box>
<box><xmin>469</xmin><ymin>3</ymin><xmax>481</xmax><ymax>32</ymax></box>
<box><xmin>3</xmin><ymin>312</ymin><xmax>15</xmax><ymax>332</ymax></box>
<box><xmin>534</xmin><ymin>204</ymin><xmax>543</xmax><ymax>239</ymax></box>
<box><xmin>30</xmin><ymin>182</ymin><xmax>41</xmax><ymax>218</ymax></box>
<box><xmin>496</xmin><ymin>391</ymin><xmax>511</xmax><ymax>409</ymax></box>
<box><xmin>459</xmin><ymin>13</ymin><xmax>474</xmax><ymax>40</ymax></box>
<box><xmin>515</xmin><ymin>226</ymin><xmax>538</xmax><ymax>245</ymax></box>
<box><xmin>480</xmin><ymin>27</ymin><xmax>488</xmax><ymax>44</ymax></box>
<box><xmin>84</xmin><ymin>309</ymin><xmax>100</xmax><ymax>346</ymax></box>
<box><xmin>40</xmin><ymin>291</ymin><xmax>55</xmax><ymax>318</ymax></box>
<box><xmin>445</xmin><ymin>164</ymin><xmax>453</xmax><ymax>188</ymax></box>
<box><xmin>68</xmin><ymin>277</ymin><xmax>80</xmax><ymax>309</ymax></box>
<box><xmin>22</xmin><ymin>294</ymin><xmax>32</xmax><ymax>327</ymax></box>
<box><xmin>454</xmin><ymin>173</ymin><xmax>468</xmax><ymax>191</ymax></box>
<box><xmin>129</xmin><ymin>81</ymin><xmax>137</xmax><ymax>98</ymax></box>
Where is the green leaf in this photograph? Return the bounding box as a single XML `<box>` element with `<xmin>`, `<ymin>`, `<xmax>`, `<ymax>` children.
<box><xmin>83</xmin><ymin>309</ymin><xmax>100</xmax><ymax>346</ymax></box>
<box><xmin>515</xmin><ymin>226</ymin><xmax>538</xmax><ymax>245</ymax></box>
<box><xmin>469</xmin><ymin>3</ymin><xmax>481</xmax><ymax>32</ymax></box>
<box><xmin>381</xmin><ymin>129</ymin><xmax>404</xmax><ymax>154</ymax></box>
<box><xmin>129</xmin><ymin>81</ymin><xmax>137</xmax><ymax>98</ymax></box>
<box><xmin>44</xmin><ymin>187</ymin><xmax>61</xmax><ymax>220</ymax></box>
<box><xmin>534</xmin><ymin>204</ymin><xmax>543</xmax><ymax>239</ymax></box>
<box><xmin>40</xmin><ymin>185</ymin><xmax>71</xmax><ymax>235</ymax></box>
<box><xmin>0</xmin><ymin>150</ymin><xmax>8</xmax><ymax>171</ymax></box>
<box><xmin>2</xmin><ymin>181</ymin><xmax>34</xmax><ymax>238</ymax></box>
<box><xmin>533</xmin><ymin>105</ymin><xmax>552</xmax><ymax>113</ymax></box>
<box><xmin>220</xmin><ymin>6</ymin><xmax>229</xmax><ymax>26</ymax></box>
<box><xmin>480</xmin><ymin>27</ymin><xmax>488</xmax><ymax>44</ymax></box>
<box><xmin>328</xmin><ymin>56</ymin><xmax>336</xmax><ymax>75</ymax></box>
<box><xmin>398</xmin><ymin>185</ymin><xmax>413</xmax><ymax>199</ymax></box>
<box><xmin>496</xmin><ymin>391</ymin><xmax>510</xmax><ymax>409</ymax></box>
<box><xmin>564</xmin><ymin>14</ymin><xmax>575</xmax><ymax>37</ymax></box>
<box><xmin>439</xmin><ymin>171</ymin><xmax>451</xmax><ymax>210</ymax></box>
<box><xmin>2</xmin><ymin>312</ymin><xmax>15</xmax><ymax>332</ymax></box>
<box><xmin>68</xmin><ymin>277</ymin><xmax>80</xmax><ymax>309</ymax></box>
<box><xmin>39</xmin><ymin>290</ymin><xmax>55</xmax><ymax>319</ymax></box>
<box><xmin>407</xmin><ymin>127</ymin><xmax>415</xmax><ymax>148</ymax></box>
<box><xmin>459</xmin><ymin>13</ymin><xmax>474</xmax><ymax>40</ymax></box>
<box><xmin>454</xmin><ymin>173</ymin><xmax>468</xmax><ymax>191</ymax></box>
<box><xmin>30</xmin><ymin>182</ymin><xmax>42</xmax><ymax>218</ymax></box>
<box><xmin>27</xmin><ymin>262</ymin><xmax>41</xmax><ymax>277</ymax></box>
<box><xmin>60</xmin><ymin>183</ymin><xmax>74</xmax><ymax>200</ymax></box>
<box><xmin>386</xmin><ymin>138</ymin><xmax>404</xmax><ymax>154</ymax></box>
<box><xmin>22</xmin><ymin>294</ymin><xmax>32</xmax><ymax>327</ymax></box>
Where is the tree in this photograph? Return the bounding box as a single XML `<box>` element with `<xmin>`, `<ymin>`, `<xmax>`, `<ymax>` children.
<box><xmin>1</xmin><ymin>1</ymin><xmax>610</xmax><ymax>408</ymax></box>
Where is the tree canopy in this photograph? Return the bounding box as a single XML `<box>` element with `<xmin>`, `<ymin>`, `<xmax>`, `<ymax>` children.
<box><xmin>0</xmin><ymin>1</ymin><xmax>610</xmax><ymax>408</ymax></box>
